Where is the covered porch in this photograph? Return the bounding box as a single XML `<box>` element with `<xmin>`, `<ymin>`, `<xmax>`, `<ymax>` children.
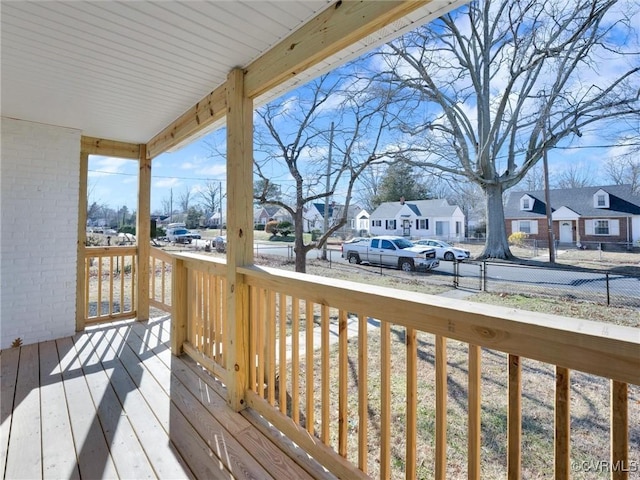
<box><xmin>1</xmin><ymin>1</ymin><xmax>639</xmax><ymax>479</ymax></box>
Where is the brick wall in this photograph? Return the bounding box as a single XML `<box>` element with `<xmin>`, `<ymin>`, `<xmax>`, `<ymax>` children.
<box><xmin>1</xmin><ymin>117</ymin><xmax>81</xmax><ymax>349</ymax></box>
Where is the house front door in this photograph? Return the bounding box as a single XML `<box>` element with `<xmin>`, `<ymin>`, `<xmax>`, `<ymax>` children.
<box><xmin>402</xmin><ymin>219</ymin><xmax>411</xmax><ymax>237</ymax></box>
<box><xmin>559</xmin><ymin>221</ymin><xmax>573</xmax><ymax>243</ymax></box>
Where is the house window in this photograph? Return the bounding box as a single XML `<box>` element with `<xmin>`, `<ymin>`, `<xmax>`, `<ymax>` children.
<box><xmin>597</xmin><ymin>194</ymin><xmax>606</xmax><ymax>207</ymax></box>
<box><xmin>417</xmin><ymin>219</ymin><xmax>428</xmax><ymax>230</ymax></box>
<box><xmin>372</xmin><ymin>220</ymin><xmax>381</xmax><ymax>227</ymax></box>
<box><xmin>595</xmin><ymin>220</ymin><xmax>609</xmax><ymax>235</ymax></box>
<box><xmin>519</xmin><ymin>221</ymin><xmax>531</xmax><ymax>234</ymax></box>
<box><xmin>385</xmin><ymin>220</ymin><xmax>396</xmax><ymax>230</ymax></box>
<box><xmin>522</xmin><ymin>198</ymin><xmax>530</xmax><ymax>209</ymax></box>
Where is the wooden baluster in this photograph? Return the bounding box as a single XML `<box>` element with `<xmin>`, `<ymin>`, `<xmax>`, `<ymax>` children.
<box><xmin>321</xmin><ymin>305</ymin><xmax>330</xmax><ymax>444</ymax></box>
<box><xmin>380</xmin><ymin>320</ymin><xmax>391</xmax><ymax>477</ymax></box>
<box><xmin>406</xmin><ymin>327</ymin><xmax>417</xmax><ymax>480</ymax></box>
<box><xmin>508</xmin><ymin>354</ymin><xmax>522</xmax><ymax>480</ymax></box>
<box><xmin>278</xmin><ymin>292</ymin><xmax>288</xmax><ymax>415</ymax></box>
<box><xmin>291</xmin><ymin>297</ymin><xmax>300</xmax><ymax>423</ymax></box>
<box><xmin>305</xmin><ymin>300</ymin><xmax>314</xmax><ymax>434</ymax></box>
<box><xmin>555</xmin><ymin>367</ymin><xmax>570</xmax><ymax>480</ymax></box>
<box><xmin>338</xmin><ymin>310</ymin><xmax>348</xmax><ymax>457</ymax></box>
<box><xmin>468</xmin><ymin>344</ymin><xmax>481</xmax><ymax>480</ymax></box>
<box><xmin>435</xmin><ymin>335</ymin><xmax>447</xmax><ymax>480</ymax></box>
<box><xmin>358</xmin><ymin>313</ymin><xmax>368</xmax><ymax>473</ymax></box>
<box><xmin>611</xmin><ymin>380</ymin><xmax>628</xmax><ymax>480</ymax></box>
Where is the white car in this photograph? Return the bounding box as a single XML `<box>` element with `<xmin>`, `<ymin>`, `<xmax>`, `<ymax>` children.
<box><xmin>414</xmin><ymin>239</ymin><xmax>470</xmax><ymax>261</ymax></box>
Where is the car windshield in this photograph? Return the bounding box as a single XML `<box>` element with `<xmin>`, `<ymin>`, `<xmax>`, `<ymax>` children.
<box><xmin>175</xmin><ymin>229</ymin><xmax>188</xmax><ymax>235</ymax></box>
<box><xmin>438</xmin><ymin>241</ymin><xmax>452</xmax><ymax>247</ymax></box>
<box><xmin>395</xmin><ymin>238</ymin><xmax>415</xmax><ymax>249</ymax></box>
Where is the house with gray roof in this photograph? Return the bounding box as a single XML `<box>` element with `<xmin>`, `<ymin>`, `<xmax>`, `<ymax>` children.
<box><xmin>369</xmin><ymin>198</ymin><xmax>465</xmax><ymax>240</ymax></box>
<box><xmin>504</xmin><ymin>184</ymin><xmax>640</xmax><ymax>248</ymax></box>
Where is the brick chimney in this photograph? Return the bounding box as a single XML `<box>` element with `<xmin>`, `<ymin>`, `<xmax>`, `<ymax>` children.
<box><xmin>400</xmin><ymin>196</ymin><xmax>405</xmax><ymax>205</ymax></box>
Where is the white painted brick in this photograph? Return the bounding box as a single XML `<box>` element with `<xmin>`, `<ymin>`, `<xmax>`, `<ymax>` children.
<box><xmin>1</xmin><ymin>118</ymin><xmax>81</xmax><ymax>349</ymax></box>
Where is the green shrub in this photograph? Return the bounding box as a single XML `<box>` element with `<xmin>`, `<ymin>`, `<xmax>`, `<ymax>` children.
<box><xmin>255</xmin><ymin>223</ymin><xmax>266</xmax><ymax>231</ymax></box>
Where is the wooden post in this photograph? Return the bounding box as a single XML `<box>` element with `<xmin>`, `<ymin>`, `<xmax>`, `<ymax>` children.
<box><xmin>76</xmin><ymin>151</ymin><xmax>89</xmax><ymax>332</ymax></box>
<box><xmin>225</xmin><ymin>67</ymin><xmax>254</xmax><ymax>412</ymax></box>
<box><xmin>137</xmin><ymin>144</ymin><xmax>151</xmax><ymax>321</ymax></box>
<box><xmin>171</xmin><ymin>257</ymin><xmax>188</xmax><ymax>355</ymax></box>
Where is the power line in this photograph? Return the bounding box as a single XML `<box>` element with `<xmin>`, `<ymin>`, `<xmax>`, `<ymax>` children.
<box><xmin>89</xmin><ymin>169</ymin><xmax>226</xmax><ymax>182</ymax></box>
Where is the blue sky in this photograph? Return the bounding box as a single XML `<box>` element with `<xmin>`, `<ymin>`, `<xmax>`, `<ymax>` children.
<box><xmin>88</xmin><ymin>0</ymin><xmax>638</xmax><ymax>215</ymax></box>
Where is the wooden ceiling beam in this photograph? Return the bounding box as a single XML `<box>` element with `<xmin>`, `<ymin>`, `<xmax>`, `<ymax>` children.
<box><xmin>244</xmin><ymin>0</ymin><xmax>429</xmax><ymax>99</ymax></box>
<box><xmin>146</xmin><ymin>86</ymin><xmax>227</xmax><ymax>160</ymax></box>
<box><xmin>81</xmin><ymin>136</ymin><xmax>140</xmax><ymax>159</ymax></box>
<box><xmin>145</xmin><ymin>0</ymin><xmax>428</xmax><ymax>159</ymax></box>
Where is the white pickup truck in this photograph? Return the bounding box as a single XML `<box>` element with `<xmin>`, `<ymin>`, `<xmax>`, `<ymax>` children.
<box><xmin>166</xmin><ymin>223</ymin><xmax>194</xmax><ymax>244</ymax></box>
<box><xmin>341</xmin><ymin>236</ymin><xmax>439</xmax><ymax>272</ymax></box>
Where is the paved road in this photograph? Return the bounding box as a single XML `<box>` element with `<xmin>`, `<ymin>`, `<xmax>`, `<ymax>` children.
<box><xmin>188</xmin><ymin>239</ymin><xmax>639</xmax><ymax>306</ymax></box>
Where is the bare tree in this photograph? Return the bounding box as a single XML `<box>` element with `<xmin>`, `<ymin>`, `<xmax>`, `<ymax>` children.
<box><xmin>254</xmin><ymin>71</ymin><xmax>407</xmax><ymax>272</ymax></box>
<box><xmin>198</xmin><ymin>181</ymin><xmax>223</xmax><ymax>219</ymax></box>
<box><xmin>552</xmin><ymin>164</ymin><xmax>596</xmax><ymax>188</ymax></box>
<box><xmin>377</xmin><ymin>0</ymin><xmax>639</xmax><ymax>259</ymax></box>
<box><xmin>178</xmin><ymin>186</ymin><xmax>191</xmax><ymax>214</ymax></box>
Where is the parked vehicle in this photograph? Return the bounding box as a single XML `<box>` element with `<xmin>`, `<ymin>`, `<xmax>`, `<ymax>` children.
<box><xmin>166</xmin><ymin>223</ymin><xmax>193</xmax><ymax>244</ymax></box>
<box><xmin>189</xmin><ymin>230</ymin><xmax>202</xmax><ymax>239</ymax></box>
<box><xmin>341</xmin><ymin>235</ymin><xmax>439</xmax><ymax>272</ymax></box>
<box><xmin>413</xmin><ymin>239</ymin><xmax>470</xmax><ymax>261</ymax></box>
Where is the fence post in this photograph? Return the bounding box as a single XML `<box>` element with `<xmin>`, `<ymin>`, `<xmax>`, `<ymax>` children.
<box><xmin>453</xmin><ymin>261</ymin><xmax>459</xmax><ymax>288</ymax></box>
<box><xmin>606</xmin><ymin>272</ymin><xmax>610</xmax><ymax>306</ymax></box>
<box><xmin>482</xmin><ymin>261</ymin><xmax>487</xmax><ymax>292</ymax></box>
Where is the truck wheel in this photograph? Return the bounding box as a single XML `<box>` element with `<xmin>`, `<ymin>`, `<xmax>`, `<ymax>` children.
<box><xmin>348</xmin><ymin>253</ymin><xmax>360</xmax><ymax>264</ymax></box>
<box><xmin>399</xmin><ymin>258</ymin><xmax>415</xmax><ymax>272</ymax></box>
<box><xmin>444</xmin><ymin>252</ymin><xmax>455</xmax><ymax>261</ymax></box>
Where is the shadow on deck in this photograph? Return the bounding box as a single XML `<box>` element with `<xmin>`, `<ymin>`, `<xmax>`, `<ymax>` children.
<box><xmin>1</xmin><ymin>316</ymin><xmax>325</xmax><ymax>479</ymax></box>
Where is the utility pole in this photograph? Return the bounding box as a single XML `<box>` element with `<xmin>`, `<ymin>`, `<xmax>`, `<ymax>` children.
<box><xmin>322</xmin><ymin>122</ymin><xmax>334</xmax><ymax>260</ymax></box>
<box><xmin>543</xmin><ymin>113</ymin><xmax>555</xmax><ymax>263</ymax></box>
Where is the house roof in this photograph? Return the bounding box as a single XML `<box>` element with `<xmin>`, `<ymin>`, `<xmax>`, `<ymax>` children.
<box><xmin>371</xmin><ymin>199</ymin><xmax>458</xmax><ymax>218</ymax></box>
<box><xmin>504</xmin><ymin>184</ymin><xmax>640</xmax><ymax>219</ymax></box>
<box><xmin>1</xmin><ymin>1</ymin><xmax>465</xmax><ymax>150</ymax></box>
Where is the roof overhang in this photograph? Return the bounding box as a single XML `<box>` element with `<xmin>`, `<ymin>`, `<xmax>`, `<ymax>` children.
<box><xmin>1</xmin><ymin>0</ymin><xmax>468</xmax><ymax>156</ymax></box>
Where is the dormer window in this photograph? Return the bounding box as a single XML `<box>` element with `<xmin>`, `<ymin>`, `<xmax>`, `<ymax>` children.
<box><xmin>593</xmin><ymin>189</ymin><xmax>610</xmax><ymax>208</ymax></box>
<box><xmin>520</xmin><ymin>194</ymin><xmax>534</xmax><ymax>211</ymax></box>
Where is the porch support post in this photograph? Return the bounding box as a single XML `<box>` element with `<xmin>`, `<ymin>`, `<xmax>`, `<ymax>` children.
<box><xmin>225</xmin><ymin>67</ymin><xmax>254</xmax><ymax>412</ymax></box>
<box><xmin>75</xmin><ymin>151</ymin><xmax>89</xmax><ymax>332</ymax></box>
<box><xmin>137</xmin><ymin>144</ymin><xmax>151</xmax><ymax>321</ymax></box>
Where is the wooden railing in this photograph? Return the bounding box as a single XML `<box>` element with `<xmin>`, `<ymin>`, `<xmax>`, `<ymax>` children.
<box><xmin>83</xmin><ymin>246</ymin><xmax>137</xmax><ymax>324</ymax></box>
<box><xmin>149</xmin><ymin>246</ymin><xmax>173</xmax><ymax>313</ymax></box>
<box><xmin>170</xmin><ymin>252</ymin><xmax>639</xmax><ymax>480</ymax></box>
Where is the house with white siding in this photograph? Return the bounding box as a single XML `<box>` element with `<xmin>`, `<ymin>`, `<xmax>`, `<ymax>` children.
<box><xmin>369</xmin><ymin>198</ymin><xmax>465</xmax><ymax>240</ymax></box>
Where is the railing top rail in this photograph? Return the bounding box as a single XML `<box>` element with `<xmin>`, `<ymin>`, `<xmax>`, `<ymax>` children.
<box><xmin>150</xmin><ymin>246</ymin><xmax>174</xmax><ymax>263</ymax></box>
<box><xmin>85</xmin><ymin>245</ymin><xmax>138</xmax><ymax>256</ymax></box>
<box><xmin>236</xmin><ymin>263</ymin><xmax>639</xmax><ymax>385</ymax></box>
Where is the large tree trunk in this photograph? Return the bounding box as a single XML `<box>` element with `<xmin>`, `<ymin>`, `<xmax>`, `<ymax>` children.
<box><xmin>479</xmin><ymin>183</ymin><xmax>513</xmax><ymax>260</ymax></box>
<box><xmin>294</xmin><ymin>211</ymin><xmax>306</xmax><ymax>273</ymax></box>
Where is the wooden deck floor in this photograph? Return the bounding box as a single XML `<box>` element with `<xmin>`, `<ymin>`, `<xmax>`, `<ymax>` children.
<box><xmin>0</xmin><ymin>316</ymin><xmax>319</xmax><ymax>480</ymax></box>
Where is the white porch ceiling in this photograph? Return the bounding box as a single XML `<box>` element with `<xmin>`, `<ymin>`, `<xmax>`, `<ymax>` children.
<box><xmin>1</xmin><ymin>1</ymin><xmax>464</xmax><ymax>148</ymax></box>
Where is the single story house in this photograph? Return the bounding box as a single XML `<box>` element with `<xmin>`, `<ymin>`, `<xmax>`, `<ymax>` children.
<box><xmin>369</xmin><ymin>198</ymin><xmax>465</xmax><ymax>240</ymax></box>
<box><xmin>254</xmin><ymin>205</ymin><xmax>292</xmax><ymax>226</ymax></box>
<box><xmin>504</xmin><ymin>184</ymin><xmax>640</xmax><ymax>248</ymax></box>
<box><xmin>303</xmin><ymin>203</ymin><xmax>369</xmax><ymax>237</ymax></box>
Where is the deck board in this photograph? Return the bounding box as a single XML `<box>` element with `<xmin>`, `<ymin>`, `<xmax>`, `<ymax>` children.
<box><xmin>1</xmin><ymin>316</ymin><xmax>325</xmax><ymax>480</ymax></box>
<box><xmin>5</xmin><ymin>344</ymin><xmax>42</xmax><ymax>479</ymax></box>
<box><xmin>0</xmin><ymin>347</ymin><xmax>20</xmax><ymax>478</ymax></box>
<box><xmin>39</xmin><ymin>340</ymin><xmax>80</xmax><ymax>479</ymax></box>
